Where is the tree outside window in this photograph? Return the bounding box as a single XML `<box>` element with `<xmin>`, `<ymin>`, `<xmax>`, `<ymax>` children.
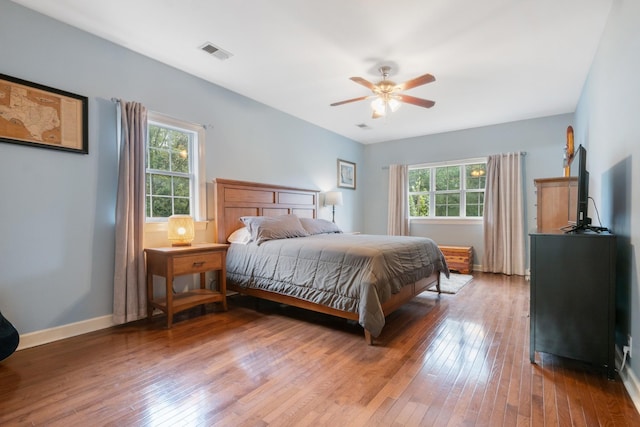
<box><xmin>408</xmin><ymin>160</ymin><xmax>486</xmax><ymax>218</ymax></box>
<box><xmin>409</xmin><ymin>167</ymin><xmax>430</xmax><ymax>216</ymax></box>
<box><xmin>465</xmin><ymin>163</ymin><xmax>486</xmax><ymax>217</ymax></box>
<box><xmin>145</xmin><ymin>113</ymin><xmax>205</xmax><ymax>221</ymax></box>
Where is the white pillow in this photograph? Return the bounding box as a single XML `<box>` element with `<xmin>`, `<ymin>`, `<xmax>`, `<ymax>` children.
<box><xmin>227</xmin><ymin>227</ymin><xmax>251</xmax><ymax>244</ymax></box>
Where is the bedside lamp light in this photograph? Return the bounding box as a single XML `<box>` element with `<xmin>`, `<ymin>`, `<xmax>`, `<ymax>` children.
<box><xmin>324</xmin><ymin>191</ymin><xmax>343</xmax><ymax>223</ymax></box>
<box><xmin>167</xmin><ymin>215</ymin><xmax>195</xmax><ymax>246</ymax></box>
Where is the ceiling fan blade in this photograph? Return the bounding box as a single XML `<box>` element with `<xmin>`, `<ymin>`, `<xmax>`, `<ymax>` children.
<box><xmin>330</xmin><ymin>95</ymin><xmax>372</xmax><ymax>107</ymax></box>
<box><xmin>395</xmin><ymin>73</ymin><xmax>436</xmax><ymax>91</ymax></box>
<box><xmin>396</xmin><ymin>94</ymin><xmax>435</xmax><ymax>108</ymax></box>
<box><xmin>350</xmin><ymin>77</ymin><xmax>378</xmax><ymax>91</ymax></box>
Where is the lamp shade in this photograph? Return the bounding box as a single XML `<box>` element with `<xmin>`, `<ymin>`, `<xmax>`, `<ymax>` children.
<box><xmin>371</xmin><ymin>96</ymin><xmax>401</xmax><ymax>116</ymax></box>
<box><xmin>167</xmin><ymin>214</ymin><xmax>195</xmax><ymax>246</ymax></box>
<box><xmin>324</xmin><ymin>191</ymin><xmax>343</xmax><ymax>207</ymax></box>
<box><xmin>388</xmin><ymin>98</ymin><xmax>401</xmax><ymax>112</ymax></box>
<box><xmin>371</xmin><ymin>98</ymin><xmax>387</xmax><ymax>116</ymax></box>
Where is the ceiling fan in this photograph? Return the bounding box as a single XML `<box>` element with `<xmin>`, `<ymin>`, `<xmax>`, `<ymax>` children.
<box><xmin>330</xmin><ymin>66</ymin><xmax>436</xmax><ymax>118</ymax></box>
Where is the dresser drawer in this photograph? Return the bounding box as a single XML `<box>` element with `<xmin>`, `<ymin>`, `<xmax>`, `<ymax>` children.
<box><xmin>173</xmin><ymin>251</ymin><xmax>223</xmax><ymax>275</ymax></box>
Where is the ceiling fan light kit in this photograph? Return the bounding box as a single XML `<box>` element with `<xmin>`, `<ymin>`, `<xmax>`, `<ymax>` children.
<box><xmin>371</xmin><ymin>96</ymin><xmax>401</xmax><ymax>117</ymax></box>
<box><xmin>331</xmin><ymin>66</ymin><xmax>435</xmax><ymax>119</ymax></box>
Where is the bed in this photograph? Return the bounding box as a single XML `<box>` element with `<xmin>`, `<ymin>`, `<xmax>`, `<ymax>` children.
<box><xmin>212</xmin><ymin>178</ymin><xmax>449</xmax><ymax>344</ymax></box>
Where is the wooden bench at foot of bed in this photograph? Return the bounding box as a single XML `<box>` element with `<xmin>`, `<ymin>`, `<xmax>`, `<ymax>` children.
<box><xmin>439</xmin><ymin>245</ymin><xmax>473</xmax><ymax>274</ymax></box>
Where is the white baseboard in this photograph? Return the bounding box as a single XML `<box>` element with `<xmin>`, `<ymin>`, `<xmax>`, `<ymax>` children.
<box><xmin>16</xmin><ymin>315</ymin><xmax>116</xmax><ymax>351</ymax></box>
<box><xmin>472</xmin><ymin>265</ymin><xmax>529</xmax><ymax>279</ymax></box>
<box><xmin>616</xmin><ymin>345</ymin><xmax>640</xmax><ymax>413</ymax></box>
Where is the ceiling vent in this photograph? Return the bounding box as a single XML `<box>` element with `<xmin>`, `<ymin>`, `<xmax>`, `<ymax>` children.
<box><xmin>200</xmin><ymin>42</ymin><xmax>233</xmax><ymax>61</ymax></box>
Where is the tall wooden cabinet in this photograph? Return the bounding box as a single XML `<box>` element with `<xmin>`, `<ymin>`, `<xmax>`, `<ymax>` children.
<box><xmin>534</xmin><ymin>177</ymin><xmax>577</xmax><ymax>230</ymax></box>
<box><xmin>529</xmin><ymin>231</ymin><xmax>616</xmax><ymax>378</ymax></box>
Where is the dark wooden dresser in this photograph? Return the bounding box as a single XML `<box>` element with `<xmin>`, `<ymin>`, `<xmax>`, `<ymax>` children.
<box><xmin>529</xmin><ymin>230</ymin><xmax>616</xmax><ymax>378</ymax></box>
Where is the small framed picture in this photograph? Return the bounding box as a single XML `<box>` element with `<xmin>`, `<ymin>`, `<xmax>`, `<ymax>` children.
<box><xmin>337</xmin><ymin>158</ymin><xmax>356</xmax><ymax>190</ymax></box>
<box><xmin>0</xmin><ymin>73</ymin><xmax>88</xmax><ymax>154</ymax></box>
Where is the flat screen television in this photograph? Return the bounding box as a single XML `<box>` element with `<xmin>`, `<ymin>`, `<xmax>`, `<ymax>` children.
<box><xmin>565</xmin><ymin>144</ymin><xmax>607</xmax><ymax>233</ymax></box>
<box><xmin>575</xmin><ymin>144</ymin><xmax>590</xmax><ymax>230</ymax></box>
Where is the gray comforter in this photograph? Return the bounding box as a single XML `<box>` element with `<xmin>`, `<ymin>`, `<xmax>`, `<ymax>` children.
<box><xmin>226</xmin><ymin>234</ymin><xmax>449</xmax><ymax>337</ymax></box>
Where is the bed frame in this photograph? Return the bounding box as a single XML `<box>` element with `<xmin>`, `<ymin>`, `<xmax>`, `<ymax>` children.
<box><xmin>212</xmin><ymin>178</ymin><xmax>441</xmax><ymax>344</ymax></box>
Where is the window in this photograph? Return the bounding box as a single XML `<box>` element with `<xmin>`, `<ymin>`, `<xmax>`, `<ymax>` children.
<box><xmin>409</xmin><ymin>158</ymin><xmax>486</xmax><ymax>219</ymax></box>
<box><xmin>145</xmin><ymin>112</ymin><xmax>206</xmax><ymax>222</ymax></box>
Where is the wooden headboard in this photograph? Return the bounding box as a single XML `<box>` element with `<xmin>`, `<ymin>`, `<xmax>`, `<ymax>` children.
<box><xmin>212</xmin><ymin>178</ymin><xmax>319</xmax><ymax>243</ymax></box>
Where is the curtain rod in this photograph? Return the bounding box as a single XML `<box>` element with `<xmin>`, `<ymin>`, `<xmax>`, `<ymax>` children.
<box><xmin>381</xmin><ymin>152</ymin><xmax>527</xmax><ymax>169</ymax></box>
<box><xmin>111</xmin><ymin>98</ymin><xmax>211</xmax><ymax>129</ymax></box>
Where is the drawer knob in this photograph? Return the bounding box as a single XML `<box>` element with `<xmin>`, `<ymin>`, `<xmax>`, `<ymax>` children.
<box><xmin>192</xmin><ymin>261</ymin><xmax>205</xmax><ymax>267</ymax></box>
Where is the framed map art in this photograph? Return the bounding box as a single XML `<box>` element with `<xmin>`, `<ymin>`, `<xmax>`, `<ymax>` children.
<box><xmin>0</xmin><ymin>73</ymin><xmax>88</xmax><ymax>154</ymax></box>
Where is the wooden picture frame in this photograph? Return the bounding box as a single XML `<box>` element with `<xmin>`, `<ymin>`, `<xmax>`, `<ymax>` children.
<box><xmin>0</xmin><ymin>73</ymin><xmax>88</xmax><ymax>154</ymax></box>
<box><xmin>337</xmin><ymin>158</ymin><xmax>356</xmax><ymax>189</ymax></box>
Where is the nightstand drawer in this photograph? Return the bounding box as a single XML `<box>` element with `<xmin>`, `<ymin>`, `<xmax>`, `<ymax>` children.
<box><xmin>173</xmin><ymin>252</ymin><xmax>223</xmax><ymax>275</ymax></box>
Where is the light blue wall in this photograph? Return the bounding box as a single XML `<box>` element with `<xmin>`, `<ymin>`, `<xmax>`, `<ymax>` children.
<box><xmin>0</xmin><ymin>1</ymin><xmax>362</xmax><ymax>334</ymax></box>
<box><xmin>574</xmin><ymin>0</ymin><xmax>640</xmax><ymax>378</ymax></box>
<box><xmin>362</xmin><ymin>114</ymin><xmax>574</xmax><ymax>266</ymax></box>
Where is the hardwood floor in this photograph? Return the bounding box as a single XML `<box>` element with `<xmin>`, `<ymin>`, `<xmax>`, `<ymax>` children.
<box><xmin>1</xmin><ymin>273</ymin><xmax>638</xmax><ymax>426</ymax></box>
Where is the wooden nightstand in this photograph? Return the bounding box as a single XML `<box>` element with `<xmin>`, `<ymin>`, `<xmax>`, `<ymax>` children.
<box><xmin>144</xmin><ymin>243</ymin><xmax>229</xmax><ymax>328</ymax></box>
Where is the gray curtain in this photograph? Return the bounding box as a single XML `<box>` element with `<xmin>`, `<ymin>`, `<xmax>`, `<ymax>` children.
<box><xmin>387</xmin><ymin>164</ymin><xmax>409</xmax><ymax>236</ymax></box>
<box><xmin>482</xmin><ymin>152</ymin><xmax>526</xmax><ymax>275</ymax></box>
<box><xmin>113</xmin><ymin>100</ymin><xmax>147</xmax><ymax>324</ymax></box>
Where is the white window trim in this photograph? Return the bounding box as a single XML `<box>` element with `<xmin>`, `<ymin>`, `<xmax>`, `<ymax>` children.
<box><xmin>408</xmin><ymin>156</ymin><xmax>487</xmax><ymax>220</ymax></box>
<box><xmin>410</xmin><ymin>156</ymin><xmax>487</xmax><ymax>169</ymax></box>
<box><xmin>146</xmin><ymin>111</ymin><xmax>207</xmax><ymax>223</ymax></box>
<box><xmin>410</xmin><ymin>217</ymin><xmax>483</xmax><ymax>225</ymax></box>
